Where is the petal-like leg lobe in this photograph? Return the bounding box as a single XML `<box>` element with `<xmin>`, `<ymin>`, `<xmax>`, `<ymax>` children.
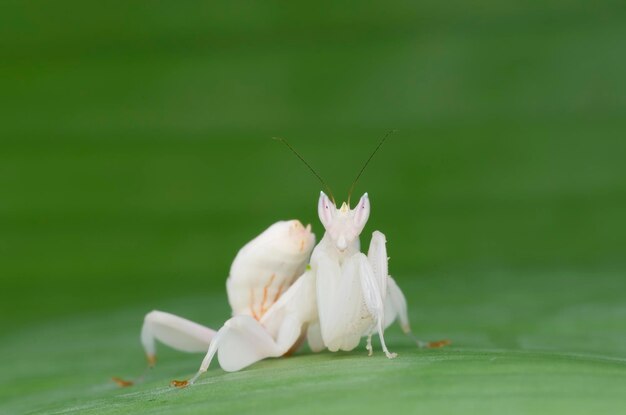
<box><xmin>385</xmin><ymin>276</ymin><xmax>411</xmax><ymax>333</ymax></box>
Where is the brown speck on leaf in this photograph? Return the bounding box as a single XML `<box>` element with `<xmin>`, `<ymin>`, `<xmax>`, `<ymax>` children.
<box><xmin>112</xmin><ymin>377</ymin><xmax>134</xmax><ymax>387</ymax></box>
<box><xmin>427</xmin><ymin>339</ymin><xmax>452</xmax><ymax>348</ymax></box>
<box><xmin>170</xmin><ymin>379</ymin><xmax>190</xmax><ymax>388</ymax></box>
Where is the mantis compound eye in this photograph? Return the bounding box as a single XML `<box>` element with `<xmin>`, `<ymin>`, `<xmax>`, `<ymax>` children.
<box><xmin>318</xmin><ymin>191</ymin><xmax>335</xmax><ymax>229</ymax></box>
<box><xmin>353</xmin><ymin>193</ymin><xmax>370</xmax><ymax>231</ymax></box>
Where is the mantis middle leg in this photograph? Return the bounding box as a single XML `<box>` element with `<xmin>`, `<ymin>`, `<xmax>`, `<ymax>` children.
<box><xmin>177</xmin><ymin>272</ymin><xmax>318</xmax><ymax>387</ymax></box>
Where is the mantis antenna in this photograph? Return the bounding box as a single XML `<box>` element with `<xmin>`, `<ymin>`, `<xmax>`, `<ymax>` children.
<box><xmin>347</xmin><ymin>129</ymin><xmax>396</xmax><ymax>206</ymax></box>
<box><xmin>273</xmin><ymin>137</ymin><xmax>336</xmax><ymax>204</ymax></box>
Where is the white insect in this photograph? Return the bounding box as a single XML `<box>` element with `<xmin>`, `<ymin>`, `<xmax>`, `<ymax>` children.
<box><xmin>128</xmin><ymin>136</ymin><xmax>448</xmax><ymax>388</ymax></box>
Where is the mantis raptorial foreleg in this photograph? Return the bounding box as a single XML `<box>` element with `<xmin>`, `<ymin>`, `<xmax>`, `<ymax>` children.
<box><xmin>313</xmin><ymin>235</ymin><xmax>395</xmax><ymax>358</ymax></box>
<box><xmin>355</xmin><ymin>252</ymin><xmax>397</xmax><ymax>359</ymax></box>
<box><xmin>367</xmin><ymin>231</ymin><xmax>388</xmax><ymax>300</ymax></box>
<box><xmin>315</xmin><ymin>253</ymin><xmax>363</xmax><ymax>353</ymax></box>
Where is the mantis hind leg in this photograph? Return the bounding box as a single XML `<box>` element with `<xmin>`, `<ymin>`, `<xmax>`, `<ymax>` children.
<box><xmin>114</xmin><ymin>310</ymin><xmax>217</xmax><ymax>388</ymax></box>
<box><xmin>356</xmin><ymin>252</ymin><xmax>397</xmax><ymax>359</ymax></box>
<box><xmin>141</xmin><ymin>310</ymin><xmax>217</xmax><ymax>366</ymax></box>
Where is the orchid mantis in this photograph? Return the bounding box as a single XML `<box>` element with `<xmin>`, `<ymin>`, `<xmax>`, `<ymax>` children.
<box><xmin>138</xmin><ymin>192</ymin><xmax>433</xmax><ymax>387</ymax></box>
<box><xmin>130</xmin><ymin>135</ymin><xmax>448</xmax><ymax>388</ymax></box>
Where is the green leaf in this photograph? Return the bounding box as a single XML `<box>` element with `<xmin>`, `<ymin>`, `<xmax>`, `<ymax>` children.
<box><xmin>1</xmin><ymin>1</ymin><xmax>626</xmax><ymax>414</ymax></box>
<box><xmin>2</xmin><ymin>269</ymin><xmax>626</xmax><ymax>415</ymax></box>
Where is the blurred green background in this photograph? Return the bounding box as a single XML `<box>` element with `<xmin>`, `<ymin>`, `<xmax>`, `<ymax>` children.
<box><xmin>1</xmin><ymin>1</ymin><xmax>625</xmax><ymax>414</ymax></box>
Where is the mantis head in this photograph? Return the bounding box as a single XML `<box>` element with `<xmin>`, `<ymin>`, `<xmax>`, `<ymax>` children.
<box><xmin>318</xmin><ymin>191</ymin><xmax>370</xmax><ymax>252</ymax></box>
<box><xmin>274</xmin><ymin>134</ymin><xmax>391</xmax><ymax>253</ymax></box>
